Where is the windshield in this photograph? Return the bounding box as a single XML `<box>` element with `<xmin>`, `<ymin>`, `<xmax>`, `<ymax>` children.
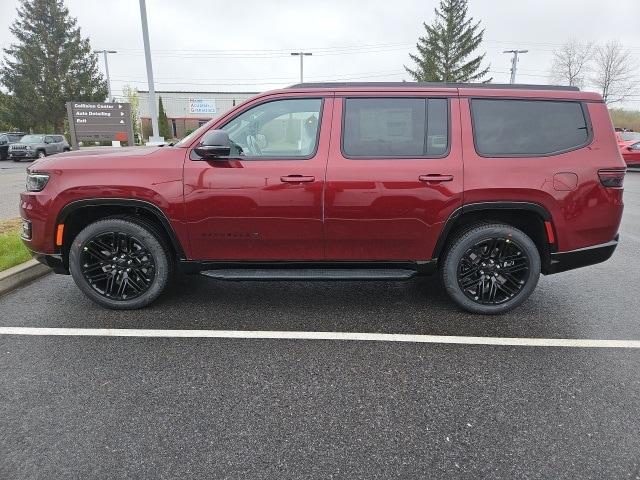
<box><xmin>21</xmin><ymin>135</ymin><xmax>44</xmax><ymax>144</ymax></box>
<box><xmin>620</xmin><ymin>131</ymin><xmax>640</xmax><ymax>142</ymax></box>
<box><xmin>174</xmin><ymin>121</ymin><xmax>214</xmax><ymax>147</ymax></box>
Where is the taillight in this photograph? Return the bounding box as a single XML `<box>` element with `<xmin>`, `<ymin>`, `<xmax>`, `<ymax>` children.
<box><xmin>598</xmin><ymin>168</ymin><xmax>626</xmax><ymax>188</ymax></box>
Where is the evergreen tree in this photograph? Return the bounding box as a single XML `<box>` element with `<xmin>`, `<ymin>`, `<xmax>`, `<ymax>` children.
<box><xmin>405</xmin><ymin>0</ymin><xmax>490</xmax><ymax>83</ymax></box>
<box><xmin>0</xmin><ymin>92</ymin><xmax>11</xmax><ymax>131</ymax></box>
<box><xmin>1</xmin><ymin>0</ymin><xmax>108</xmax><ymax>132</ymax></box>
<box><xmin>158</xmin><ymin>96</ymin><xmax>172</xmax><ymax>140</ymax></box>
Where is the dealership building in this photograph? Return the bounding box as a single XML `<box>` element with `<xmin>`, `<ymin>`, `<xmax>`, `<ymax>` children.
<box><xmin>137</xmin><ymin>90</ymin><xmax>258</xmax><ymax>140</ymax></box>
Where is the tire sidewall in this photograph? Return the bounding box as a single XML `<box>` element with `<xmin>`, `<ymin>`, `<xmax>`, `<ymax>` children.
<box><xmin>69</xmin><ymin>218</ymin><xmax>170</xmax><ymax>309</ymax></box>
<box><xmin>442</xmin><ymin>224</ymin><xmax>541</xmax><ymax>315</ymax></box>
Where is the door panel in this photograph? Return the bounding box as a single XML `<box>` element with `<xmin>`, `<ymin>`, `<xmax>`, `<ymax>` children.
<box><xmin>324</xmin><ymin>96</ymin><xmax>463</xmax><ymax>261</ymax></box>
<box><xmin>183</xmin><ymin>96</ymin><xmax>332</xmax><ymax>261</ymax></box>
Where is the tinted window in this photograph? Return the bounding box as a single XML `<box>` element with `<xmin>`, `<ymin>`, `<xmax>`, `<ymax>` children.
<box><xmin>471</xmin><ymin>99</ymin><xmax>589</xmax><ymax>156</ymax></box>
<box><xmin>620</xmin><ymin>131</ymin><xmax>640</xmax><ymax>142</ymax></box>
<box><xmin>54</xmin><ymin>135</ymin><xmax>65</xmax><ymax>142</ymax></box>
<box><xmin>8</xmin><ymin>134</ymin><xmax>23</xmax><ymax>142</ymax></box>
<box><xmin>222</xmin><ymin>98</ymin><xmax>322</xmax><ymax>158</ymax></box>
<box><xmin>342</xmin><ymin>98</ymin><xmax>448</xmax><ymax>157</ymax></box>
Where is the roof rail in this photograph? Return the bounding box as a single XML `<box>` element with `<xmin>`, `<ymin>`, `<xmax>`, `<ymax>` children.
<box><xmin>287</xmin><ymin>82</ymin><xmax>580</xmax><ymax>92</ymax></box>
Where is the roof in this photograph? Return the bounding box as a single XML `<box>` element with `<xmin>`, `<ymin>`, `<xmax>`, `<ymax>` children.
<box><xmin>288</xmin><ymin>82</ymin><xmax>580</xmax><ymax>92</ymax></box>
<box><xmin>136</xmin><ymin>90</ymin><xmax>259</xmax><ymax>95</ymax></box>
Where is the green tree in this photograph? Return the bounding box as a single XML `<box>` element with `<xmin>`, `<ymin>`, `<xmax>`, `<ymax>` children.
<box><xmin>122</xmin><ymin>84</ymin><xmax>141</xmax><ymax>144</ymax></box>
<box><xmin>1</xmin><ymin>0</ymin><xmax>108</xmax><ymax>133</ymax></box>
<box><xmin>158</xmin><ymin>96</ymin><xmax>172</xmax><ymax>140</ymax></box>
<box><xmin>0</xmin><ymin>92</ymin><xmax>11</xmax><ymax>131</ymax></box>
<box><xmin>405</xmin><ymin>0</ymin><xmax>490</xmax><ymax>83</ymax></box>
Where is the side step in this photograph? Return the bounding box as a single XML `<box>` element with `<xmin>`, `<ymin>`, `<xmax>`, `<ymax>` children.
<box><xmin>201</xmin><ymin>268</ymin><xmax>417</xmax><ymax>281</ymax></box>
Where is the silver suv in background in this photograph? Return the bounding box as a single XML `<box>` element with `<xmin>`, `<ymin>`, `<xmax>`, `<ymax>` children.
<box><xmin>9</xmin><ymin>134</ymin><xmax>70</xmax><ymax>161</ymax></box>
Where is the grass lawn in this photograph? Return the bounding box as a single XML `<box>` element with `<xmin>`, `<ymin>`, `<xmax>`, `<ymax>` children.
<box><xmin>0</xmin><ymin>218</ymin><xmax>32</xmax><ymax>272</ymax></box>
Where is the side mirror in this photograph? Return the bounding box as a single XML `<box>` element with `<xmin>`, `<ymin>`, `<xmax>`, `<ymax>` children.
<box><xmin>194</xmin><ymin>130</ymin><xmax>231</xmax><ymax>159</ymax></box>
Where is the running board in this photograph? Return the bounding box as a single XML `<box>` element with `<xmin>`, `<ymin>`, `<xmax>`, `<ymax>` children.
<box><xmin>200</xmin><ymin>268</ymin><xmax>418</xmax><ymax>281</ymax></box>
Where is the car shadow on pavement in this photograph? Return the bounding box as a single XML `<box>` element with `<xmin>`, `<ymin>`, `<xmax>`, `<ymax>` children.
<box><xmin>1</xmin><ymin>266</ymin><xmax>634</xmax><ymax>340</ymax></box>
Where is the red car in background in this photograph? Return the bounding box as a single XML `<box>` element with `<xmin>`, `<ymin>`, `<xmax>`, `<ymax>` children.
<box><xmin>616</xmin><ymin>131</ymin><xmax>640</xmax><ymax>167</ymax></box>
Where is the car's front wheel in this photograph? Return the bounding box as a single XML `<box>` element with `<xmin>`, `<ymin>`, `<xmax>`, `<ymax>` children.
<box><xmin>69</xmin><ymin>217</ymin><xmax>173</xmax><ymax>309</ymax></box>
<box><xmin>37</xmin><ymin>150</ymin><xmax>46</xmax><ymax>159</ymax></box>
<box><xmin>441</xmin><ymin>223</ymin><xmax>541</xmax><ymax>315</ymax></box>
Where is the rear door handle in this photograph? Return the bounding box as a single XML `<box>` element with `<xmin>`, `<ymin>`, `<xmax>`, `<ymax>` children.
<box><xmin>419</xmin><ymin>174</ymin><xmax>454</xmax><ymax>183</ymax></box>
<box><xmin>281</xmin><ymin>175</ymin><xmax>315</xmax><ymax>183</ymax></box>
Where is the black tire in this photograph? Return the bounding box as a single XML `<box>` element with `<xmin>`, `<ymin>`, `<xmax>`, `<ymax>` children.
<box><xmin>69</xmin><ymin>217</ymin><xmax>174</xmax><ymax>309</ymax></box>
<box><xmin>441</xmin><ymin>223</ymin><xmax>541</xmax><ymax>315</ymax></box>
<box><xmin>37</xmin><ymin>150</ymin><xmax>46</xmax><ymax>159</ymax></box>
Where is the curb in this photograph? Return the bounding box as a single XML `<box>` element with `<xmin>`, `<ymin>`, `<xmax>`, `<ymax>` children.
<box><xmin>0</xmin><ymin>259</ymin><xmax>51</xmax><ymax>296</ymax></box>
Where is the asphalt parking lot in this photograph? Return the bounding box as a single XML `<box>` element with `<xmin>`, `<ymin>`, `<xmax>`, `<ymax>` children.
<box><xmin>0</xmin><ymin>159</ymin><xmax>32</xmax><ymax>220</ymax></box>
<box><xmin>1</xmin><ymin>171</ymin><xmax>639</xmax><ymax>479</ymax></box>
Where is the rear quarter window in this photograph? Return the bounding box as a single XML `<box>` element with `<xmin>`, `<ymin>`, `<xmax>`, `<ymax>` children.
<box><xmin>471</xmin><ymin>99</ymin><xmax>590</xmax><ymax>157</ymax></box>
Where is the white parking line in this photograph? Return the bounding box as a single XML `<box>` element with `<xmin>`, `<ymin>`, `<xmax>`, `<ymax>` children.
<box><xmin>0</xmin><ymin>327</ymin><xmax>639</xmax><ymax>348</ymax></box>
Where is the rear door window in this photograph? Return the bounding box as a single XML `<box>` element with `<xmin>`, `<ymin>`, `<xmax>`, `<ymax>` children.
<box><xmin>342</xmin><ymin>98</ymin><xmax>449</xmax><ymax>158</ymax></box>
<box><xmin>471</xmin><ymin>99</ymin><xmax>590</xmax><ymax>156</ymax></box>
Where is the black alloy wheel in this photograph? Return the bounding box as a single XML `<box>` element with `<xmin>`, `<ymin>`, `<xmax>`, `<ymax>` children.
<box><xmin>456</xmin><ymin>237</ymin><xmax>529</xmax><ymax>305</ymax></box>
<box><xmin>69</xmin><ymin>217</ymin><xmax>173</xmax><ymax>309</ymax></box>
<box><xmin>441</xmin><ymin>223</ymin><xmax>541</xmax><ymax>314</ymax></box>
<box><xmin>80</xmin><ymin>231</ymin><xmax>156</xmax><ymax>301</ymax></box>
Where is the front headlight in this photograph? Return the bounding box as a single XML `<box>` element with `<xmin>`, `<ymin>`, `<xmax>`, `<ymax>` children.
<box><xmin>629</xmin><ymin>142</ymin><xmax>640</xmax><ymax>151</ymax></box>
<box><xmin>26</xmin><ymin>173</ymin><xmax>50</xmax><ymax>192</ymax></box>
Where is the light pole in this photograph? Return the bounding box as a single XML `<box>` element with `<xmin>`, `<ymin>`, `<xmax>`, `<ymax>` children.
<box><xmin>290</xmin><ymin>52</ymin><xmax>312</xmax><ymax>83</ymax></box>
<box><xmin>139</xmin><ymin>0</ymin><xmax>161</xmax><ymax>142</ymax></box>
<box><xmin>94</xmin><ymin>50</ymin><xmax>117</xmax><ymax>102</ymax></box>
<box><xmin>503</xmin><ymin>50</ymin><xmax>528</xmax><ymax>84</ymax></box>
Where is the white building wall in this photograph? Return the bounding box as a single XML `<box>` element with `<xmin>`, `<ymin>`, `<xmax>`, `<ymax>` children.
<box><xmin>137</xmin><ymin>91</ymin><xmax>259</xmax><ymax>120</ymax></box>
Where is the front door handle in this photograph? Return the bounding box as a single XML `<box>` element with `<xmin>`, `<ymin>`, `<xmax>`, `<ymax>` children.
<box><xmin>281</xmin><ymin>175</ymin><xmax>315</xmax><ymax>183</ymax></box>
<box><xmin>419</xmin><ymin>174</ymin><xmax>454</xmax><ymax>183</ymax></box>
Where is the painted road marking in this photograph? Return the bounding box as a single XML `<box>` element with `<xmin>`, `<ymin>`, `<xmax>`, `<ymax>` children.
<box><xmin>0</xmin><ymin>327</ymin><xmax>639</xmax><ymax>348</ymax></box>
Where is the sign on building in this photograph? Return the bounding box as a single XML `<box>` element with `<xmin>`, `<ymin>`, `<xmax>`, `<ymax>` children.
<box><xmin>66</xmin><ymin>101</ymin><xmax>135</xmax><ymax>148</ymax></box>
<box><xmin>188</xmin><ymin>98</ymin><xmax>217</xmax><ymax>115</ymax></box>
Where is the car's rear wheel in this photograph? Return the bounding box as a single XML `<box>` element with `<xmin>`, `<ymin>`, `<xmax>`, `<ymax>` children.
<box><xmin>441</xmin><ymin>223</ymin><xmax>541</xmax><ymax>314</ymax></box>
<box><xmin>69</xmin><ymin>217</ymin><xmax>173</xmax><ymax>309</ymax></box>
<box><xmin>37</xmin><ymin>150</ymin><xmax>46</xmax><ymax>159</ymax></box>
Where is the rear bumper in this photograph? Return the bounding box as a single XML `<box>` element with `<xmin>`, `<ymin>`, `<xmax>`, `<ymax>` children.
<box><xmin>546</xmin><ymin>236</ymin><xmax>619</xmax><ymax>274</ymax></box>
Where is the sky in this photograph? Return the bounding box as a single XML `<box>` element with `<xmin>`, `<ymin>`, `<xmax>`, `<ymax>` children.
<box><xmin>0</xmin><ymin>0</ymin><xmax>639</xmax><ymax>108</ymax></box>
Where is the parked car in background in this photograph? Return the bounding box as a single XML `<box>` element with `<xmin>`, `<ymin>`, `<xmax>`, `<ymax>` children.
<box><xmin>615</xmin><ymin>131</ymin><xmax>640</xmax><ymax>167</ymax></box>
<box><xmin>9</xmin><ymin>134</ymin><xmax>70</xmax><ymax>161</ymax></box>
<box><xmin>0</xmin><ymin>132</ymin><xmax>26</xmax><ymax>160</ymax></box>
<box><xmin>20</xmin><ymin>82</ymin><xmax>625</xmax><ymax>314</ymax></box>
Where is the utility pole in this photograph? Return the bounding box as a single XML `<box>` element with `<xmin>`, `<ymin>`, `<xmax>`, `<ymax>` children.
<box><xmin>139</xmin><ymin>0</ymin><xmax>161</xmax><ymax>142</ymax></box>
<box><xmin>94</xmin><ymin>50</ymin><xmax>117</xmax><ymax>102</ymax></box>
<box><xmin>290</xmin><ymin>52</ymin><xmax>312</xmax><ymax>83</ymax></box>
<box><xmin>503</xmin><ymin>49</ymin><xmax>528</xmax><ymax>84</ymax></box>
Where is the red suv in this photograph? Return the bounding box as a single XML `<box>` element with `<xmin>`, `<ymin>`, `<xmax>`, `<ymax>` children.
<box><xmin>20</xmin><ymin>83</ymin><xmax>626</xmax><ymax>314</ymax></box>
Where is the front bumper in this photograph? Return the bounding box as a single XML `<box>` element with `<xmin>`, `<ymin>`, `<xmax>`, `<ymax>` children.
<box><xmin>546</xmin><ymin>235</ymin><xmax>619</xmax><ymax>274</ymax></box>
<box><xmin>9</xmin><ymin>150</ymin><xmax>37</xmax><ymax>159</ymax></box>
<box><xmin>33</xmin><ymin>252</ymin><xmax>68</xmax><ymax>274</ymax></box>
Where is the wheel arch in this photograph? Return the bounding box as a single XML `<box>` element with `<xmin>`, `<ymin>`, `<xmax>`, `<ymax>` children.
<box><xmin>433</xmin><ymin>202</ymin><xmax>554</xmax><ymax>273</ymax></box>
<box><xmin>56</xmin><ymin>198</ymin><xmax>186</xmax><ymax>270</ymax></box>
